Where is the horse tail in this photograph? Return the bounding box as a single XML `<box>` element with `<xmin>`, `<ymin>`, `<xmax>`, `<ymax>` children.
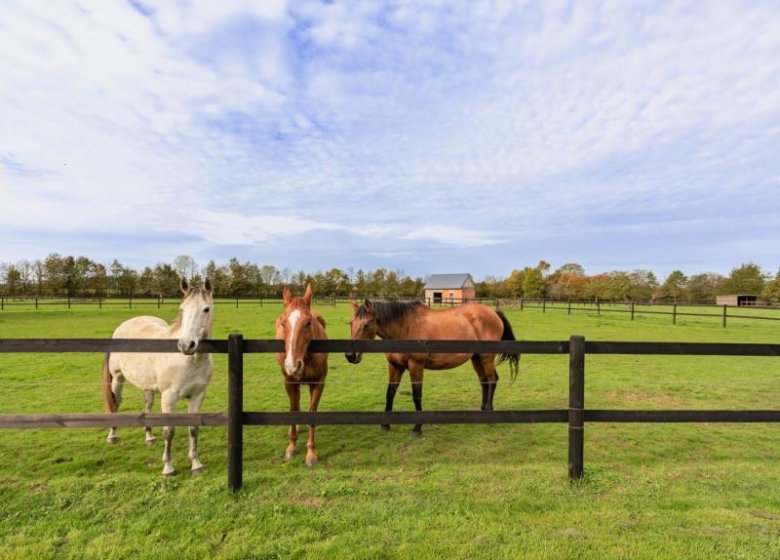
<box><xmin>495</xmin><ymin>310</ymin><xmax>520</xmax><ymax>384</ymax></box>
<box><xmin>102</xmin><ymin>353</ymin><xmax>118</xmax><ymax>413</ymax></box>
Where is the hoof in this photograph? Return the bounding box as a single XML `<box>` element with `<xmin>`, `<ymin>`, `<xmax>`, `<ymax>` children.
<box><xmin>145</xmin><ymin>438</ymin><xmax>156</xmax><ymax>446</ymax></box>
<box><xmin>380</xmin><ymin>424</ymin><xmax>391</xmax><ymax>431</ymax></box>
<box><xmin>162</xmin><ymin>469</ymin><xmax>175</xmax><ymax>477</ymax></box>
<box><xmin>305</xmin><ymin>457</ymin><xmax>318</xmax><ymax>467</ymax></box>
<box><xmin>107</xmin><ymin>436</ymin><xmax>118</xmax><ymax>444</ymax></box>
<box><xmin>191</xmin><ymin>467</ymin><xmax>203</xmax><ymax>476</ymax></box>
<box><xmin>284</xmin><ymin>450</ymin><xmax>296</xmax><ymax>461</ymax></box>
<box><xmin>410</xmin><ymin>429</ymin><xmax>423</xmax><ymax>437</ymax></box>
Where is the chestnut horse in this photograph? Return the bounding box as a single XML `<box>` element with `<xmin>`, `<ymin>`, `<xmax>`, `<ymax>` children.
<box><xmin>103</xmin><ymin>278</ymin><xmax>214</xmax><ymax>476</ymax></box>
<box><xmin>275</xmin><ymin>284</ymin><xmax>328</xmax><ymax>466</ymax></box>
<box><xmin>345</xmin><ymin>300</ymin><xmax>519</xmax><ymax>435</ymax></box>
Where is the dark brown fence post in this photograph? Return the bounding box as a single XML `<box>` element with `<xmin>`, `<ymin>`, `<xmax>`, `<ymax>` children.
<box><xmin>236</xmin><ymin>296</ymin><xmax>239</xmax><ymax>309</ymax></box>
<box><xmin>129</xmin><ymin>295</ymin><xmax>132</xmax><ymax>309</ymax></box>
<box><xmin>157</xmin><ymin>295</ymin><xmax>161</xmax><ymax>309</ymax></box>
<box><xmin>1</xmin><ymin>297</ymin><xmax>3</xmax><ymax>311</ymax></box>
<box><xmin>568</xmin><ymin>300</ymin><xmax>572</xmax><ymax>315</ymax></box>
<box><xmin>673</xmin><ymin>304</ymin><xmax>677</xmax><ymax>325</ymax></box>
<box><xmin>569</xmin><ymin>335</ymin><xmax>585</xmax><ymax>480</ymax></box>
<box><xmin>520</xmin><ymin>298</ymin><xmax>524</xmax><ymax>311</ymax></box>
<box><xmin>67</xmin><ymin>295</ymin><xmax>71</xmax><ymax>309</ymax></box>
<box><xmin>35</xmin><ymin>297</ymin><xmax>38</xmax><ymax>310</ymax></box>
<box><xmin>630</xmin><ymin>302</ymin><xmax>635</xmax><ymax>321</ymax></box>
<box><xmin>228</xmin><ymin>333</ymin><xmax>245</xmax><ymax>491</ymax></box>
<box><xmin>542</xmin><ymin>299</ymin><xmax>546</xmax><ymax>313</ymax></box>
<box><xmin>98</xmin><ymin>298</ymin><xmax>102</xmax><ymax>310</ymax></box>
<box><xmin>722</xmin><ymin>305</ymin><xmax>727</xmax><ymax>328</ymax></box>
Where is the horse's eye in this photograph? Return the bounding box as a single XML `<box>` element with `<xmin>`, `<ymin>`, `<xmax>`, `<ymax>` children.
<box><xmin>203</xmin><ymin>307</ymin><xmax>210</xmax><ymax>313</ymax></box>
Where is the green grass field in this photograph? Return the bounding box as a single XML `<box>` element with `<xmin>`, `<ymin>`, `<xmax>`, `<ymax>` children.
<box><xmin>1</xmin><ymin>302</ymin><xmax>779</xmax><ymax>559</ymax></box>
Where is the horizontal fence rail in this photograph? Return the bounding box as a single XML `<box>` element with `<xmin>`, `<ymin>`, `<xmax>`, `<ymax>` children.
<box><xmin>1</xmin><ymin>335</ymin><xmax>779</xmax><ymax>491</ymax></box>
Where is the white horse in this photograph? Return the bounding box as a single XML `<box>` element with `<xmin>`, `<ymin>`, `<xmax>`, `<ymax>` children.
<box><xmin>102</xmin><ymin>278</ymin><xmax>214</xmax><ymax>476</ymax></box>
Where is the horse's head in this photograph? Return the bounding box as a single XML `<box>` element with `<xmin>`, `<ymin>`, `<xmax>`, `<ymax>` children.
<box><xmin>345</xmin><ymin>299</ymin><xmax>377</xmax><ymax>364</ymax></box>
<box><xmin>176</xmin><ymin>277</ymin><xmax>214</xmax><ymax>355</ymax></box>
<box><xmin>276</xmin><ymin>283</ymin><xmax>315</xmax><ymax>377</ymax></box>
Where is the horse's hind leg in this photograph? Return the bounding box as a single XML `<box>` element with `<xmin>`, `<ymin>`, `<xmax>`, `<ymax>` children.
<box><xmin>471</xmin><ymin>355</ymin><xmax>490</xmax><ymax>411</ymax></box>
<box><xmin>107</xmin><ymin>374</ymin><xmax>124</xmax><ymax>443</ymax></box>
<box><xmin>408</xmin><ymin>362</ymin><xmax>424</xmax><ymax>436</ymax></box>
<box><xmin>187</xmin><ymin>391</ymin><xmax>206</xmax><ymax>474</ymax></box>
<box><xmin>479</xmin><ymin>355</ymin><xmax>499</xmax><ymax>411</ymax></box>
<box><xmin>160</xmin><ymin>390</ymin><xmax>178</xmax><ymax>476</ymax></box>
<box><xmin>144</xmin><ymin>390</ymin><xmax>156</xmax><ymax>445</ymax></box>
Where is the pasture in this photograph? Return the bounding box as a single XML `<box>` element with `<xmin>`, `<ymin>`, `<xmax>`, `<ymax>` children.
<box><xmin>1</xmin><ymin>302</ymin><xmax>779</xmax><ymax>559</ymax></box>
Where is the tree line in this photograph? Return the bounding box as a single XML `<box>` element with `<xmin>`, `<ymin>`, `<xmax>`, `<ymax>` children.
<box><xmin>477</xmin><ymin>261</ymin><xmax>780</xmax><ymax>305</ymax></box>
<box><xmin>0</xmin><ymin>254</ymin><xmax>778</xmax><ymax>305</ymax></box>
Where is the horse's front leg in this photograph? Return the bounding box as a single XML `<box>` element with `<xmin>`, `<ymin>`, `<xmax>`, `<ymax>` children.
<box><xmin>284</xmin><ymin>381</ymin><xmax>300</xmax><ymax>460</ymax></box>
<box><xmin>408</xmin><ymin>362</ymin><xmax>424</xmax><ymax>436</ymax></box>
<box><xmin>144</xmin><ymin>390</ymin><xmax>156</xmax><ymax>445</ymax></box>
<box><xmin>305</xmin><ymin>381</ymin><xmax>325</xmax><ymax>467</ymax></box>
<box><xmin>382</xmin><ymin>361</ymin><xmax>406</xmax><ymax>431</ymax></box>
<box><xmin>106</xmin><ymin>374</ymin><xmax>124</xmax><ymax>443</ymax></box>
<box><xmin>160</xmin><ymin>390</ymin><xmax>178</xmax><ymax>476</ymax></box>
<box><xmin>187</xmin><ymin>391</ymin><xmax>207</xmax><ymax>475</ymax></box>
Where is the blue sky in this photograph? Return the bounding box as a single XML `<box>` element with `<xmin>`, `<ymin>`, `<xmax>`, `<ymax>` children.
<box><xmin>2</xmin><ymin>1</ymin><xmax>779</xmax><ymax>279</ymax></box>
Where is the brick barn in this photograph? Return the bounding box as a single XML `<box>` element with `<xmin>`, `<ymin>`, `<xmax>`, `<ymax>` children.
<box><xmin>424</xmin><ymin>273</ymin><xmax>476</xmax><ymax>304</ymax></box>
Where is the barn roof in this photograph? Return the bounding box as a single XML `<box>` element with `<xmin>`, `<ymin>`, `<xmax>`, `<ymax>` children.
<box><xmin>424</xmin><ymin>273</ymin><xmax>475</xmax><ymax>289</ymax></box>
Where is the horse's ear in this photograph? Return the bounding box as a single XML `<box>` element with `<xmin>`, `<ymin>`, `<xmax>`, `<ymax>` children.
<box><xmin>303</xmin><ymin>283</ymin><xmax>313</xmax><ymax>306</ymax></box>
<box><xmin>180</xmin><ymin>278</ymin><xmax>190</xmax><ymax>295</ymax></box>
<box><xmin>283</xmin><ymin>285</ymin><xmax>292</xmax><ymax>306</ymax></box>
<box><xmin>364</xmin><ymin>299</ymin><xmax>373</xmax><ymax>314</ymax></box>
<box><xmin>203</xmin><ymin>277</ymin><xmax>213</xmax><ymax>294</ymax></box>
<box><xmin>351</xmin><ymin>299</ymin><xmax>360</xmax><ymax>311</ymax></box>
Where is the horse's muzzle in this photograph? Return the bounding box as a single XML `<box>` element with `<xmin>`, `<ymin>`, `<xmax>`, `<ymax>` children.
<box><xmin>178</xmin><ymin>339</ymin><xmax>198</xmax><ymax>355</ymax></box>
<box><xmin>345</xmin><ymin>352</ymin><xmax>362</xmax><ymax>364</ymax></box>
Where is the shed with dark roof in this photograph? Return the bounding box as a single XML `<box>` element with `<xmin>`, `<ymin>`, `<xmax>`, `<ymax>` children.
<box><xmin>424</xmin><ymin>273</ymin><xmax>476</xmax><ymax>304</ymax></box>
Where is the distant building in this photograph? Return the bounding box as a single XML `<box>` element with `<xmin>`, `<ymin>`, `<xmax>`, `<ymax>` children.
<box><xmin>716</xmin><ymin>294</ymin><xmax>759</xmax><ymax>307</ymax></box>
<box><xmin>424</xmin><ymin>273</ymin><xmax>476</xmax><ymax>304</ymax></box>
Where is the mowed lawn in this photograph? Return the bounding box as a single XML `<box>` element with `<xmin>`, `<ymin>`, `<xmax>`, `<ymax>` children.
<box><xmin>1</xmin><ymin>301</ymin><xmax>779</xmax><ymax>559</ymax></box>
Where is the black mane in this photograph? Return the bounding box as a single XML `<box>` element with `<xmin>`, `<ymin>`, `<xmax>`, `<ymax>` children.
<box><xmin>357</xmin><ymin>300</ymin><xmax>424</xmax><ymax>326</ymax></box>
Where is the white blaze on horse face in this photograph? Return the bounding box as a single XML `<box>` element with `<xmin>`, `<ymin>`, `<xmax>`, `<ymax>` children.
<box><xmin>284</xmin><ymin>310</ymin><xmax>302</xmax><ymax>376</ymax></box>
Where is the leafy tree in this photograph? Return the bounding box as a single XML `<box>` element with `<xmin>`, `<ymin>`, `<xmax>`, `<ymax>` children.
<box><xmin>658</xmin><ymin>270</ymin><xmax>687</xmax><ymax>303</ymax></box>
<box><xmin>505</xmin><ymin>269</ymin><xmax>525</xmax><ymax>298</ymax></box>
<box><xmin>584</xmin><ymin>273</ymin><xmax>611</xmax><ymax>301</ymax></box>
<box><xmin>89</xmin><ymin>263</ymin><xmax>111</xmax><ymax>297</ymax></box>
<box><xmin>5</xmin><ymin>265</ymin><xmax>21</xmax><ymax>295</ymax></box>
<box><xmin>687</xmin><ymin>272</ymin><xmax>725</xmax><ymax>304</ymax></box>
<box><xmin>761</xmin><ymin>270</ymin><xmax>780</xmax><ymax>305</ymax></box>
<box><xmin>173</xmin><ymin>255</ymin><xmax>199</xmax><ymax>281</ymax></box>
<box><xmin>522</xmin><ymin>267</ymin><xmax>544</xmax><ymax>299</ymax></box>
<box><xmin>138</xmin><ymin>266</ymin><xmax>155</xmax><ymax>296</ymax></box>
<box><xmin>722</xmin><ymin>263</ymin><xmax>766</xmax><ymax>295</ymax></box>
<box><xmin>44</xmin><ymin>254</ymin><xmax>66</xmax><ymax>296</ymax></box>
<box><xmin>152</xmin><ymin>264</ymin><xmax>179</xmax><ymax>297</ymax></box>
<box><xmin>549</xmin><ymin>263</ymin><xmax>587</xmax><ymax>300</ymax></box>
<box><xmin>629</xmin><ymin>269</ymin><xmax>658</xmax><ymax>302</ymax></box>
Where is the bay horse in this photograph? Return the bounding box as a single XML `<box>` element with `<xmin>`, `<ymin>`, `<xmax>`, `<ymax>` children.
<box><xmin>275</xmin><ymin>283</ymin><xmax>328</xmax><ymax>466</ymax></box>
<box><xmin>102</xmin><ymin>278</ymin><xmax>214</xmax><ymax>476</ymax></box>
<box><xmin>345</xmin><ymin>300</ymin><xmax>519</xmax><ymax>435</ymax></box>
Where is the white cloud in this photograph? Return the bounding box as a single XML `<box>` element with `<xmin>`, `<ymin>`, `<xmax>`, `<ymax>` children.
<box><xmin>1</xmin><ymin>0</ymin><xmax>779</xmax><ymax>276</ymax></box>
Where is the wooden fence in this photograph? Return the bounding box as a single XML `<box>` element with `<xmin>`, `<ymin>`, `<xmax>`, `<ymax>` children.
<box><xmin>508</xmin><ymin>298</ymin><xmax>780</xmax><ymax>328</ymax></box>
<box><xmin>1</xmin><ymin>336</ymin><xmax>779</xmax><ymax>491</ymax></box>
<box><xmin>4</xmin><ymin>295</ymin><xmax>779</xmax><ymax>329</ymax></box>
